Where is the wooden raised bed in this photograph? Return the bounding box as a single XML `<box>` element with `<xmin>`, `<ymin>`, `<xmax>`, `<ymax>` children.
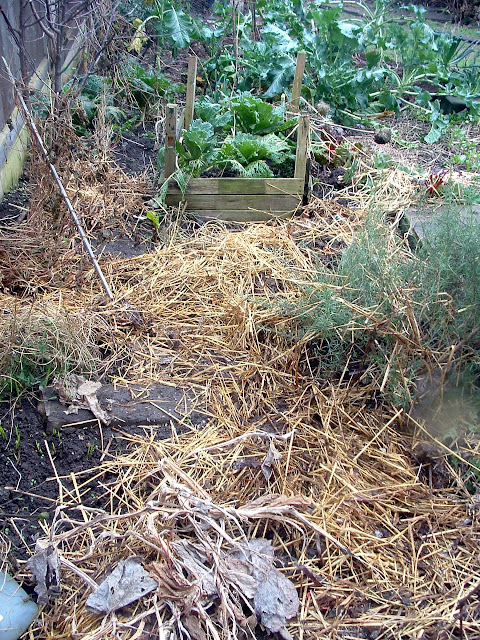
<box><xmin>164</xmin><ymin>55</ymin><xmax>310</xmax><ymax>222</ymax></box>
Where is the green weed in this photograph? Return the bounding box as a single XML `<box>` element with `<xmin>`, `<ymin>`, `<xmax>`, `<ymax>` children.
<box><xmin>449</xmin><ymin>125</ymin><xmax>480</xmax><ymax>172</ymax></box>
<box><xmin>0</xmin><ymin>308</ymin><xmax>100</xmax><ymax>399</ymax></box>
<box><xmin>278</xmin><ymin>206</ymin><xmax>480</xmax><ymax>406</ymax></box>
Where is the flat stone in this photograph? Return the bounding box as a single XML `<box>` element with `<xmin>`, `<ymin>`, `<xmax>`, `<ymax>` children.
<box><xmin>404</xmin><ymin>204</ymin><xmax>480</xmax><ymax>240</ymax></box>
<box><xmin>38</xmin><ymin>383</ymin><xmax>207</xmax><ymax>434</ymax></box>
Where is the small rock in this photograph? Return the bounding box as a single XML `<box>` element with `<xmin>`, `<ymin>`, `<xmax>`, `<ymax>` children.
<box><xmin>374</xmin><ymin>127</ymin><xmax>392</xmax><ymax>144</ymax></box>
<box><xmin>316</xmin><ymin>100</ymin><xmax>330</xmax><ymax>116</ymax></box>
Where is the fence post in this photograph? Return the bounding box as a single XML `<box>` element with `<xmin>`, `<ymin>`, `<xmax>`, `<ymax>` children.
<box><xmin>184</xmin><ymin>55</ymin><xmax>197</xmax><ymax>130</ymax></box>
<box><xmin>294</xmin><ymin>114</ymin><xmax>309</xmax><ymax>180</ymax></box>
<box><xmin>164</xmin><ymin>103</ymin><xmax>177</xmax><ymax>179</ymax></box>
<box><xmin>291</xmin><ymin>51</ymin><xmax>306</xmax><ymax>113</ymax></box>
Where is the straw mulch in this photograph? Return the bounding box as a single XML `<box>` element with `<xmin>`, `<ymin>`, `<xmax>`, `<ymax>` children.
<box><xmin>3</xmin><ymin>202</ymin><xmax>480</xmax><ymax>639</ymax></box>
<box><xmin>28</xmin><ymin>393</ymin><xmax>480</xmax><ymax>640</ymax></box>
<box><xmin>0</xmin><ymin>160</ymin><xmax>151</xmax><ymax>292</ymax></box>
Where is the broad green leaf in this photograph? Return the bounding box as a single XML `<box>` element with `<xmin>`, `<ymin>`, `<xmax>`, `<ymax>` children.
<box><xmin>163</xmin><ymin>6</ymin><xmax>192</xmax><ymax>49</ymax></box>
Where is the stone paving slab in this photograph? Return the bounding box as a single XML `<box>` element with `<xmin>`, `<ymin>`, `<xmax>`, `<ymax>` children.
<box><xmin>404</xmin><ymin>204</ymin><xmax>480</xmax><ymax>240</ymax></box>
<box><xmin>39</xmin><ymin>383</ymin><xmax>207</xmax><ymax>433</ymax></box>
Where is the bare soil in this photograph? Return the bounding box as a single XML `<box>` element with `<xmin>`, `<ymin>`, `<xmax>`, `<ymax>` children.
<box><xmin>0</xmin><ymin>398</ymin><xmax>181</xmax><ymax>561</ymax></box>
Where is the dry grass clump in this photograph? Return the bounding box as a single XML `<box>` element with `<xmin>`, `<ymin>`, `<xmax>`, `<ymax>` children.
<box><xmin>0</xmin><ymin>297</ymin><xmax>104</xmax><ymax>395</ymax></box>
<box><xmin>0</xmin><ymin>159</ymin><xmax>151</xmax><ymax>292</ymax></box>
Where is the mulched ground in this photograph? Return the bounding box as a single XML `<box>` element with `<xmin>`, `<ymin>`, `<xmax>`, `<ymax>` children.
<box><xmin>0</xmin><ymin>123</ymin><xmax>161</xmax><ymax>561</ymax></box>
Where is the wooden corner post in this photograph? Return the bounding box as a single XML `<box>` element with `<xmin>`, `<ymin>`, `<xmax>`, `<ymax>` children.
<box><xmin>184</xmin><ymin>56</ymin><xmax>197</xmax><ymax>130</ymax></box>
<box><xmin>291</xmin><ymin>51</ymin><xmax>306</xmax><ymax>113</ymax></box>
<box><xmin>294</xmin><ymin>114</ymin><xmax>309</xmax><ymax>180</ymax></box>
<box><xmin>165</xmin><ymin>103</ymin><xmax>177</xmax><ymax>179</ymax></box>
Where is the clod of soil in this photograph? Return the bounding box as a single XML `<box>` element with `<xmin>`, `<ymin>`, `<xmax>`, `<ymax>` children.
<box><xmin>374</xmin><ymin>127</ymin><xmax>392</xmax><ymax>144</ymax></box>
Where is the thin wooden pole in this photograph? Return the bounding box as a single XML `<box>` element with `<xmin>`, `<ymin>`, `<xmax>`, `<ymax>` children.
<box><xmin>2</xmin><ymin>57</ymin><xmax>114</xmax><ymax>300</ymax></box>
<box><xmin>164</xmin><ymin>103</ymin><xmax>177</xmax><ymax>179</ymax></box>
<box><xmin>184</xmin><ymin>56</ymin><xmax>197</xmax><ymax>130</ymax></box>
<box><xmin>294</xmin><ymin>114</ymin><xmax>309</xmax><ymax>180</ymax></box>
<box><xmin>291</xmin><ymin>51</ymin><xmax>306</xmax><ymax>113</ymax></box>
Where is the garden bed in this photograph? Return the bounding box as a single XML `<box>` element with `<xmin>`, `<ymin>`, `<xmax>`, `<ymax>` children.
<box><xmin>1</xmin><ymin>1</ymin><xmax>480</xmax><ymax>639</ymax></box>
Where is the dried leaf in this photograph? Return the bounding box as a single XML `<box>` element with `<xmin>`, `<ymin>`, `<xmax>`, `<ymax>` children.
<box><xmin>172</xmin><ymin>540</ymin><xmax>218</xmax><ymax>597</ymax></box>
<box><xmin>261</xmin><ymin>440</ymin><xmax>282</xmax><ymax>480</ymax></box>
<box><xmin>86</xmin><ymin>557</ymin><xmax>157</xmax><ymax>614</ymax></box>
<box><xmin>27</xmin><ymin>541</ymin><xmax>62</xmax><ymax>604</ymax></box>
<box><xmin>228</xmin><ymin>539</ymin><xmax>299</xmax><ymax>637</ymax></box>
<box><xmin>54</xmin><ymin>374</ymin><xmax>110</xmax><ymax>424</ymax></box>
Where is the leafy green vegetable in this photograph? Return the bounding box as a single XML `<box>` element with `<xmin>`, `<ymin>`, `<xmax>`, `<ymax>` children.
<box><xmin>230</xmin><ymin>93</ymin><xmax>297</xmax><ymax>134</ymax></box>
<box><xmin>180</xmin><ymin>120</ymin><xmax>216</xmax><ymax>161</ymax></box>
<box><xmin>194</xmin><ymin>97</ymin><xmax>234</xmax><ymax>131</ymax></box>
<box><xmin>174</xmin><ymin>120</ymin><xmax>219</xmax><ymax>177</ymax></box>
<box><xmin>162</xmin><ymin>6</ymin><xmax>193</xmax><ymax>50</ymax></box>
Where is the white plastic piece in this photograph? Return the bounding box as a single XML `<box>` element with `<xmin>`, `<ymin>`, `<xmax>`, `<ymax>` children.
<box><xmin>0</xmin><ymin>570</ymin><xmax>38</xmax><ymax>640</ymax></box>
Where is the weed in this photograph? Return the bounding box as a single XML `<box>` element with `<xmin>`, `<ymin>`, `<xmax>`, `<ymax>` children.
<box><xmin>14</xmin><ymin>426</ymin><xmax>20</xmax><ymax>452</ymax></box>
<box><xmin>441</xmin><ymin>180</ymin><xmax>480</xmax><ymax>205</ymax></box>
<box><xmin>0</xmin><ymin>307</ymin><xmax>100</xmax><ymax>399</ymax></box>
<box><xmin>278</xmin><ymin>206</ymin><xmax>480</xmax><ymax>406</ymax></box>
<box><xmin>0</xmin><ymin>422</ymin><xmax>6</xmax><ymax>441</ymax></box>
<box><xmin>147</xmin><ymin>210</ymin><xmax>161</xmax><ymax>235</ymax></box>
<box><xmin>449</xmin><ymin>125</ymin><xmax>480</xmax><ymax>172</ymax></box>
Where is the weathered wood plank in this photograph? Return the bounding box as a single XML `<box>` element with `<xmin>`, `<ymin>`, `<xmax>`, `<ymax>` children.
<box><xmin>294</xmin><ymin>114</ymin><xmax>309</xmax><ymax>180</ymax></box>
<box><xmin>191</xmin><ymin>210</ymin><xmax>294</xmax><ymax>222</ymax></box>
<box><xmin>164</xmin><ymin>104</ymin><xmax>177</xmax><ymax>178</ymax></box>
<box><xmin>165</xmin><ymin>193</ymin><xmax>301</xmax><ymax>210</ymax></box>
<box><xmin>167</xmin><ymin>177</ymin><xmax>304</xmax><ymax>196</ymax></box>
<box><xmin>165</xmin><ymin>104</ymin><xmax>177</xmax><ymax>178</ymax></box>
<box><xmin>291</xmin><ymin>51</ymin><xmax>306</xmax><ymax>113</ymax></box>
<box><xmin>184</xmin><ymin>56</ymin><xmax>197</xmax><ymax>130</ymax></box>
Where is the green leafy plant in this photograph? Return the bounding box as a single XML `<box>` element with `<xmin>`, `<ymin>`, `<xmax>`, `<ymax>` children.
<box><xmin>194</xmin><ymin>93</ymin><xmax>298</xmax><ymax>136</ymax></box>
<box><xmin>449</xmin><ymin>125</ymin><xmax>480</xmax><ymax>172</ymax></box>
<box><xmin>128</xmin><ymin>1</ymin><xmax>200</xmax><ymax>55</ymax></box>
<box><xmin>174</xmin><ymin>120</ymin><xmax>219</xmax><ymax>177</ymax></box>
<box><xmin>147</xmin><ymin>210</ymin><xmax>161</xmax><ymax>235</ymax></box>
<box><xmin>219</xmin><ymin>132</ymin><xmax>291</xmax><ymax>177</ymax></box>
<box><xmin>116</xmin><ymin>57</ymin><xmax>182</xmax><ymax>116</ymax></box>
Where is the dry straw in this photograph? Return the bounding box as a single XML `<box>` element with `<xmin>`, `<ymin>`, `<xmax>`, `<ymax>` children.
<box><xmin>2</xmin><ymin>198</ymin><xmax>480</xmax><ymax>639</ymax></box>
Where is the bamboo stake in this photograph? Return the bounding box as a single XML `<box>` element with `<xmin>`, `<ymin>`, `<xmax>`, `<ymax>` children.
<box><xmin>2</xmin><ymin>57</ymin><xmax>114</xmax><ymax>300</ymax></box>
<box><xmin>184</xmin><ymin>56</ymin><xmax>197</xmax><ymax>130</ymax></box>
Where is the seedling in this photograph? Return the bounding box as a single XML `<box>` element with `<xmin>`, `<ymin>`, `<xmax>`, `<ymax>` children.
<box><xmin>424</xmin><ymin>170</ymin><xmax>447</xmax><ymax>197</ymax></box>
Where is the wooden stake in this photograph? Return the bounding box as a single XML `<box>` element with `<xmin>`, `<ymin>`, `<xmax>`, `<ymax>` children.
<box><xmin>184</xmin><ymin>56</ymin><xmax>197</xmax><ymax>130</ymax></box>
<box><xmin>165</xmin><ymin>103</ymin><xmax>177</xmax><ymax>179</ymax></box>
<box><xmin>291</xmin><ymin>51</ymin><xmax>306</xmax><ymax>113</ymax></box>
<box><xmin>294</xmin><ymin>114</ymin><xmax>309</xmax><ymax>180</ymax></box>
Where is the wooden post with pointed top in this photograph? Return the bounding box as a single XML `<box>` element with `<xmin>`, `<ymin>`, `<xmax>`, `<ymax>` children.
<box><xmin>291</xmin><ymin>51</ymin><xmax>306</xmax><ymax>113</ymax></box>
<box><xmin>164</xmin><ymin>103</ymin><xmax>177</xmax><ymax>179</ymax></box>
<box><xmin>184</xmin><ymin>56</ymin><xmax>197</xmax><ymax>130</ymax></box>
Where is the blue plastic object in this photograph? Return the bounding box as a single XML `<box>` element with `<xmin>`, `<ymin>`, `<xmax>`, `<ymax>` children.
<box><xmin>0</xmin><ymin>570</ymin><xmax>38</xmax><ymax>640</ymax></box>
